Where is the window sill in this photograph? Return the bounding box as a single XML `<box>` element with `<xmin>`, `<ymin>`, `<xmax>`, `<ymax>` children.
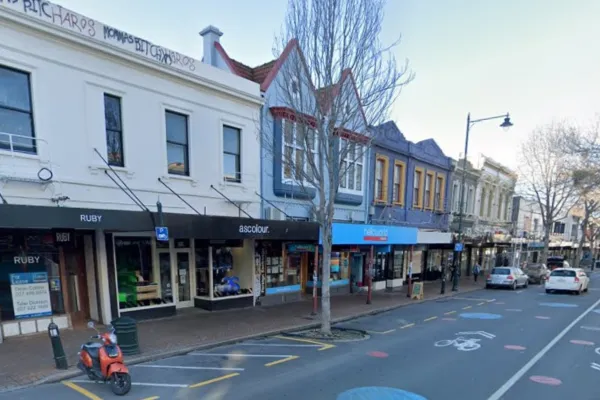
<box><xmin>89</xmin><ymin>164</ymin><xmax>134</xmax><ymax>179</ymax></box>
<box><xmin>338</xmin><ymin>189</ymin><xmax>363</xmax><ymax>196</ymax></box>
<box><xmin>392</xmin><ymin>202</ymin><xmax>404</xmax><ymax>207</ymax></box>
<box><xmin>162</xmin><ymin>174</ymin><xmax>198</xmax><ymax>186</ymax></box>
<box><xmin>0</xmin><ymin>148</ymin><xmax>41</xmax><ymax>161</ymax></box>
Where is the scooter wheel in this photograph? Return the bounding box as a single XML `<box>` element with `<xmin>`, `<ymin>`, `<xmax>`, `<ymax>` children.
<box><xmin>110</xmin><ymin>372</ymin><xmax>131</xmax><ymax>396</ymax></box>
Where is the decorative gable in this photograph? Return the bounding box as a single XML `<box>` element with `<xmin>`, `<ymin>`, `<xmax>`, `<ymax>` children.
<box><xmin>416</xmin><ymin>139</ymin><xmax>446</xmax><ymax>158</ymax></box>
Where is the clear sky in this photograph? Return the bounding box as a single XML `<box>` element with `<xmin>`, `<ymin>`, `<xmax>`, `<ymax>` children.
<box><xmin>53</xmin><ymin>0</ymin><xmax>600</xmax><ymax>171</ymax></box>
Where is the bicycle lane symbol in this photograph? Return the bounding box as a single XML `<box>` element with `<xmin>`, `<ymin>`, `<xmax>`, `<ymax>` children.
<box><xmin>434</xmin><ymin>331</ymin><xmax>496</xmax><ymax>352</ymax></box>
<box><xmin>435</xmin><ymin>337</ymin><xmax>482</xmax><ymax>351</ymax></box>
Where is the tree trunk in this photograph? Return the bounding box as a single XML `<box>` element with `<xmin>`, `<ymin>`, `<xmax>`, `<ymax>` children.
<box><xmin>320</xmin><ymin>222</ymin><xmax>332</xmax><ymax>335</ymax></box>
<box><xmin>541</xmin><ymin>224</ymin><xmax>552</xmax><ymax>264</ymax></box>
<box><xmin>575</xmin><ymin>216</ymin><xmax>588</xmax><ymax>269</ymax></box>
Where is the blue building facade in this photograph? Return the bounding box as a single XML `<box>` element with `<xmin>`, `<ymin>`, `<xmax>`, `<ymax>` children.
<box><xmin>369</xmin><ymin>121</ymin><xmax>454</xmax><ymax>281</ymax></box>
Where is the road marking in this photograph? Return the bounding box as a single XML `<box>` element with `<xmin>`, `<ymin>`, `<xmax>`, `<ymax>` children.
<box><xmin>141</xmin><ymin>397</ymin><xmax>160</xmax><ymax>400</ymax></box>
<box><xmin>273</xmin><ymin>335</ymin><xmax>335</xmax><ymax>351</ymax></box>
<box><xmin>487</xmin><ymin>299</ymin><xmax>496</xmax><ymax>302</ymax></box>
<box><xmin>487</xmin><ymin>296</ymin><xmax>600</xmax><ymax>400</ymax></box>
<box><xmin>62</xmin><ymin>381</ymin><xmax>102</xmax><ymax>400</ymax></box>
<box><xmin>477</xmin><ymin>302</ymin><xmax>486</xmax><ymax>306</ymax></box>
<box><xmin>367</xmin><ymin>329</ymin><xmax>396</xmax><ymax>334</ymax></box>
<box><xmin>452</xmin><ymin>297</ymin><xmax>491</xmax><ymax>302</ymax></box>
<box><xmin>444</xmin><ymin>310</ymin><xmax>456</xmax><ymax>315</ymax></box>
<box><xmin>457</xmin><ymin>331</ymin><xmax>496</xmax><ymax>339</ymax></box>
<box><xmin>189</xmin><ymin>373</ymin><xmax>240</xmax><ymax>389</ymax></box>
<box><xmin>190</xmin><ymin>352</ymin><xmax>294</xmax><ymax>358</ymax></box>
<box><xmin>506</xmin><ymin>309</ymin><xmax>523</xmax><ymax>312</ymax></box>
<box><xmin>462</xmin><ymin>306</ymin><xmax>472</xmax><ymax>310</ymax></box>
<box><xmin>70</xmin><ymin>379</ymin><xmax>188</xmax><ymax>388</ymax></box>
<box><xmin>400</xmin><ymin>323</ymin><xmax>415</xmax><ymax>329</ymax></box>
<box><xmin>592</xmin><ymin>362</ymin><xmax>600</xmax><ymax>371</ymax></box>
<box><xmin>238</xmin><ymin>342</ymin><xmax>321</xmax><ymax>348</ymax></box>
<box><xmin>581</xmin><ymin>326</ymin><xmax>600</xmax><ymax>331</ymax></box>
<box><xmin>516</xmin><ymin>290</ymin><xmax>523</xmax><ymax>294</ymax></box>
<box><xmin>136</xmin><ymin>364</ymin><xmax>245</xmax><ymax>371</ymax></box>
<box><xmin>265</xmin><ymin>355</ymin><xmax>299</xmax><ymax>367</ymax></box>
<box><xmin>424</xmin><ymin>316</ymin><xmax>438</xmax><ymax>322</ymax></box>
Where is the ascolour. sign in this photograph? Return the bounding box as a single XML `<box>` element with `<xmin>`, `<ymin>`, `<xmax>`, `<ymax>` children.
<box><xmin>239</xmin><ymin>224</ymin><xmax>270</xmax><ymax>234</ymax></box>
<box><xmin>363</xmin><ymin>227</ymin><xmax>389</xmax><ymax>241</ymax></box>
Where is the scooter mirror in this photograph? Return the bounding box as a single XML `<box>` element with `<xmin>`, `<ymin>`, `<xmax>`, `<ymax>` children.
<box><xmin>87</xmin><ymin>321</ymin><xmax>95</xmax><ymax>329</ymax></box>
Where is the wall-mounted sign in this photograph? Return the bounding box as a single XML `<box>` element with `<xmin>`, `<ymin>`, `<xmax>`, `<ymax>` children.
<box><xmin>239</xmin><ymin>224</ymin><xmax>270</xmax><ymax>234</ymax></box>
<box><xmin>52</xmin><ymin>229</ymin><xmax>76</xmax><ymax>247</ymax></box>
<box><xmin>286</xmin><ymin>244</ymin><xmax>316</xmax><ymax>253</ymax></box>
<box><xmin>363</xmin><ymin>227</ymin><xmax>389</xmax><ymax>242</ymax></box>
<box><xmin>80</xmin><ymin>214</ymin><xmax>103</xmax><ymax>223</ymax></box>
<box><xmin>10</xmin><ymin>272</ymin><xmax>52</xmax><ymax>319</ymax></box>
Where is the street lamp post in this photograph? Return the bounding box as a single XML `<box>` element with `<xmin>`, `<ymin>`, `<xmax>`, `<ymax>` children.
<box><xmin>452</xmin><ymin>112</ymin><xmax>513</xmax><ymax>292</ymax></box>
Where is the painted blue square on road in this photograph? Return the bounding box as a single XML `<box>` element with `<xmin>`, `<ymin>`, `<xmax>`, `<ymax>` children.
<box><xmin>155</xmin><ymin>226</ymin><xmax>169</xmax><ymax>241</ymax></box>
<box><xmin>454</xmin><ymin>243</ymin><xmax>463</xmax><ymax>252</ymax></box>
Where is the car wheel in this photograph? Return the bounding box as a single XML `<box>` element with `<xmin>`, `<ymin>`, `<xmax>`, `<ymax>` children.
<box><xmin>546</xmin><ymin>289</ymin><xmax>551</xmax><ymax>294</ymax></box>
<box><xmin>524</xmin><ymin>281</ymin><xmax>529</xmax><ymax>289</ymax></box>
<box><xmin>512</xmin><ymin>282</ymin><xmax>517</xmax><ymax>290</ymax></box>
<box><xmin>576</xmin><ymin>286</ymin><xmax>582</xmax><ymax>295</ymax></box>
<box><xmin>486</xmin><ymin>284</ymin><xmax>491</xmax><ymax>289</ymax></box>
<box><xmin>584</xmin><ymin>286</ymin><xmax>589</xmax><ymax>293</ymax></box>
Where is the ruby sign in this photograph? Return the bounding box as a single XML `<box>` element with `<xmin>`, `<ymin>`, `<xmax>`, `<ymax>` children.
<box><xmin>363</xmin><ymin>227</ymin><xmax>388</xmax><ymax>241</ymax></box>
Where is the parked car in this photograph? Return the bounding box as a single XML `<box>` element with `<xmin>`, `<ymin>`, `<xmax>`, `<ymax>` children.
<box><xmin>486</xmin><ymin>267</ymin><xmax>529</xmax><ymax>290</ymax></box>
<box><xmin>523</xmin><ymin>263</ymin><xmax>549</xmax><ymax>284</ymax></box>
<box><xmin>545</xmin><ymin>268</ymin><xmax>589</xmax><ymax>295</ymax></box>
<box><xmin>547</xmin><ymin>256</ymin><xmax>570</xmax><ymax>271</ymax></box>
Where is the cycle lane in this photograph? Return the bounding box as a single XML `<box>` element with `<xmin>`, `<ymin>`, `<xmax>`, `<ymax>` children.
<box><xmin>493</xmin><ymin>292</ymin><xmax>600</xmax><ymax>400</ymax></box>
<box><xmin>223</xmin><ymin>286</ymin><xmax>600</xmax><ymax>400</ymax></box>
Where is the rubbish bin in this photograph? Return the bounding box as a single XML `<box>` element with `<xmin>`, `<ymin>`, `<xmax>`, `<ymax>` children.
<box><xmin>111</xmin><ymin>316</ymin><xmax>140</xmax><ymax>356</ymax></box>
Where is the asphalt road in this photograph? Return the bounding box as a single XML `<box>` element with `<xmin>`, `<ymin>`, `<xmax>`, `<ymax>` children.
<box><xmin>4</xmin><ymin>273</ymin><xmax>600</xmax><ymax>400</ymax></box>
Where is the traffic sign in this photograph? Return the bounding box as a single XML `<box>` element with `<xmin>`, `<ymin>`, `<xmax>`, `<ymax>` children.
<box><xmin>454</xmin><ymin>243</ymin><xmax>464</xmax><ymax>252</ymax></box>
<box><xmin>155</xmin><ymin>226</ymin><xmax>169</xmax><ymax>241</ymax></box>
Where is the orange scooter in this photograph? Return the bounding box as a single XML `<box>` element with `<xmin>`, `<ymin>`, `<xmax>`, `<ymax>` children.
<box><xmin>77</xmin><ymin>321</ymin><xmax>131</xmax><ymax>395</ymax></box>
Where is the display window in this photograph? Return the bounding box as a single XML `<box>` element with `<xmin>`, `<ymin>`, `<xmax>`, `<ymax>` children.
<box><xmin>262</xmin><ymin>241</ymin><xmax>284</xmax><ymax>289</ymax></box>
<box><xmin>211</xmin><ymin>241</ymin><xmax>253</xmax><ymax>298</ymax></box>
<box><xmin>308</xmin><ymin>251</ymin><xmax>350</xmax><ymax>285</ymax></box>
<box><xmin>392</xmin><ymin>249</ymin><xmax>405</xmax><ymax>279</ymax></box>
<box><xmin>0</xmin><ymin>231</ymin><xmax>69</xmax><ymax>321</ymax></box>
<box><xmin>114</xmin><ymin>236</ymin><xmax>173</xmax><ymax>310</ymax></box>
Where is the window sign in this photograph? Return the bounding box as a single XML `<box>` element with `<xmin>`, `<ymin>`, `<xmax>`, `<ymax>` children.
<box><xmin>10</xmin><ymin>272</ymin><xmax>52</xmax><ymax>319</ymax></box>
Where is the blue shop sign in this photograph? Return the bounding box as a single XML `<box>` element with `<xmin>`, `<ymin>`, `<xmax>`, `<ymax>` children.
<box><xmin>320</xmin><ymin>223</ymin><xmax>417</xmax><ymax>246</ymax></box>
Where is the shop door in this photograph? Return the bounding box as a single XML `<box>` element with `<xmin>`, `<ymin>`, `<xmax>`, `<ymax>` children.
<box><xmin>174</xmin><ymin>250</ymin><xmax>193</xmax><ymax>308</ymax></box>
<box><xmin>63</xmin><ymin>249</ymin><xmax>90</xmax><ymax>325</ymax></box>
<box><xmin>352</xmin><ymin>254</ymin><xmax>363</xmax><ymax>286</ymax></box>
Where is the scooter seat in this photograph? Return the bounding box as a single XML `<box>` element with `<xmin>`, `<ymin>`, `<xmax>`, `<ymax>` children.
<box><xmin>83</xmin><ymin>343</ymin><xmax>102</xmax><ymax>359</ymax></box>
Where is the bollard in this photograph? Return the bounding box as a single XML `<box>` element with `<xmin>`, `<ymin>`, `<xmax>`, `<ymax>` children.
<box><xmin>111</xmin><ymin>316</ymin><xmax>140</xmax><ymax>355</ymax></box>
<box><xmin>48</xmin><ymin>322</ymin><xmax>68</xmax><ymax>370</ymax></box>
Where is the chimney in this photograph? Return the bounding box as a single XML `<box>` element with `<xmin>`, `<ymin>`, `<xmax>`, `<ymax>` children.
<box><xmin>199</xmin><ymin>25</ymin><xmax>223</xmax><ymax>67</ymax></box>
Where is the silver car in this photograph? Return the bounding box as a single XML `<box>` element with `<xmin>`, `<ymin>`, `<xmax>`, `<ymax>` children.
<box><xmin>485</xmin><ymin>267</ymin><xmax>529</xmax><ymax>290</ymax></box>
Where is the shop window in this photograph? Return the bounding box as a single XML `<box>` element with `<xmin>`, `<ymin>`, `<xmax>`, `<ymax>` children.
<box><xmin>0</xmin><ymin>66</ymin><xmax>36</xmax><ymax>154</ymax></box>
<box><xmin>0</xmin><ymin>232</ymin><xmax>65</xmax><ymax>321</ymax></box>
<box><xmin>212</xmin><ymin>242</ymin><xmax>252</xmax><ymax>297</ymax></box>
<box><xmin>392</xmin><ymin>250</ymin><xmax>405</xmax><ymax>279</ymax></box>
<box><xmin>115</xmin><ymin>237</ymin><xmax>172</xmax><ymax>310</ymax></box>
<box><xmin>372</xmin><ymin>252</ymin><xmax>387</xmax><ymax>282</ymax></box>
<box><xmin>285</xmin><ymin>254</ymin><xmax>302</xmax><ymax>287</ymax></box>
<box><xmin>264</xmin><ymin>242</ymin><xmax>284</xmax><ymax>289</ymax></box>
<box><xmin>195</xmin><ymin>242</ymin><xmax>210</xmax><ymax>297</ymax></box>
<box><xmin>310</xmin><ymin>252</ymin><xmax>349</xmax><ymax>284</ymax></box>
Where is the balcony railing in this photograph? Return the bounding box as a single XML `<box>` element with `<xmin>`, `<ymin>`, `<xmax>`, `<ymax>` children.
<box><xmin>0</xmin><ymin>132</ymin><xmax>55</xmax><ymax>184</ymax></box>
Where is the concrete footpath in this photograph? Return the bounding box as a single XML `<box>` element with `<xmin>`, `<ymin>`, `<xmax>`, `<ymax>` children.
<box><xmin>0</xmin><ymin>278</ymin><xmax>481</xmax><ymax>393</ymax></box>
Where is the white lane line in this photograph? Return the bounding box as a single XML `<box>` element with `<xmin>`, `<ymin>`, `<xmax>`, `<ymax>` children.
<box><xmin>581</xmin><ymin>326</ymin><xmax>600</xmax><ymax>331</ymax></box>
<box><xmin>591</xmin><ymin>362</ymin><xmax>600</xmax><ymax>372</ymax></box>
<box><xmin>70</xmin><ymin>379</ymin><xmax>188</xmax><ymax>388</ymax></box>
<box><xmin>487</xmin><ymin>296</ymin><xmax>600</xmax><ymax>400</ymax></box>
<box><xmin>135</xmin><ymin>364</ymin><xmax>245</xmax><ymax>371</ymax></box>
<box><xmin>189</xmin><ymin>352</ymin><xmax>293</xmax><ymax>358</ymax></box>
<box><xmin>237</xmin><ymin>343</ymin><xmax>321</xmax><ymax>348</ymax></box>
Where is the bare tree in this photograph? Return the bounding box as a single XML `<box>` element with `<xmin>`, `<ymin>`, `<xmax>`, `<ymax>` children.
<box><xmin>262</xmin><ymin>0</ymin><xmax>413</xmax><ymax>334</ymax></box>
<box><xmin>518</xmin><ymin>122</ymin><xmax>578</xmax><ymax>265</ymax></box>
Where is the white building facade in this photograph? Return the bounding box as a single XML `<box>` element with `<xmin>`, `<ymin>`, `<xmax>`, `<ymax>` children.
<box><xmin>0</xmin><ymin>1</ymin><xmax>318</xmax><ymax>340</ymax></box>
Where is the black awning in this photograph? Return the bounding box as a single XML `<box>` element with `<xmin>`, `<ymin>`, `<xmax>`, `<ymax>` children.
<box><xmin>0</xmin><ymin>204</ymin><xmax>320</xmax><ymax>241</ymax></box>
